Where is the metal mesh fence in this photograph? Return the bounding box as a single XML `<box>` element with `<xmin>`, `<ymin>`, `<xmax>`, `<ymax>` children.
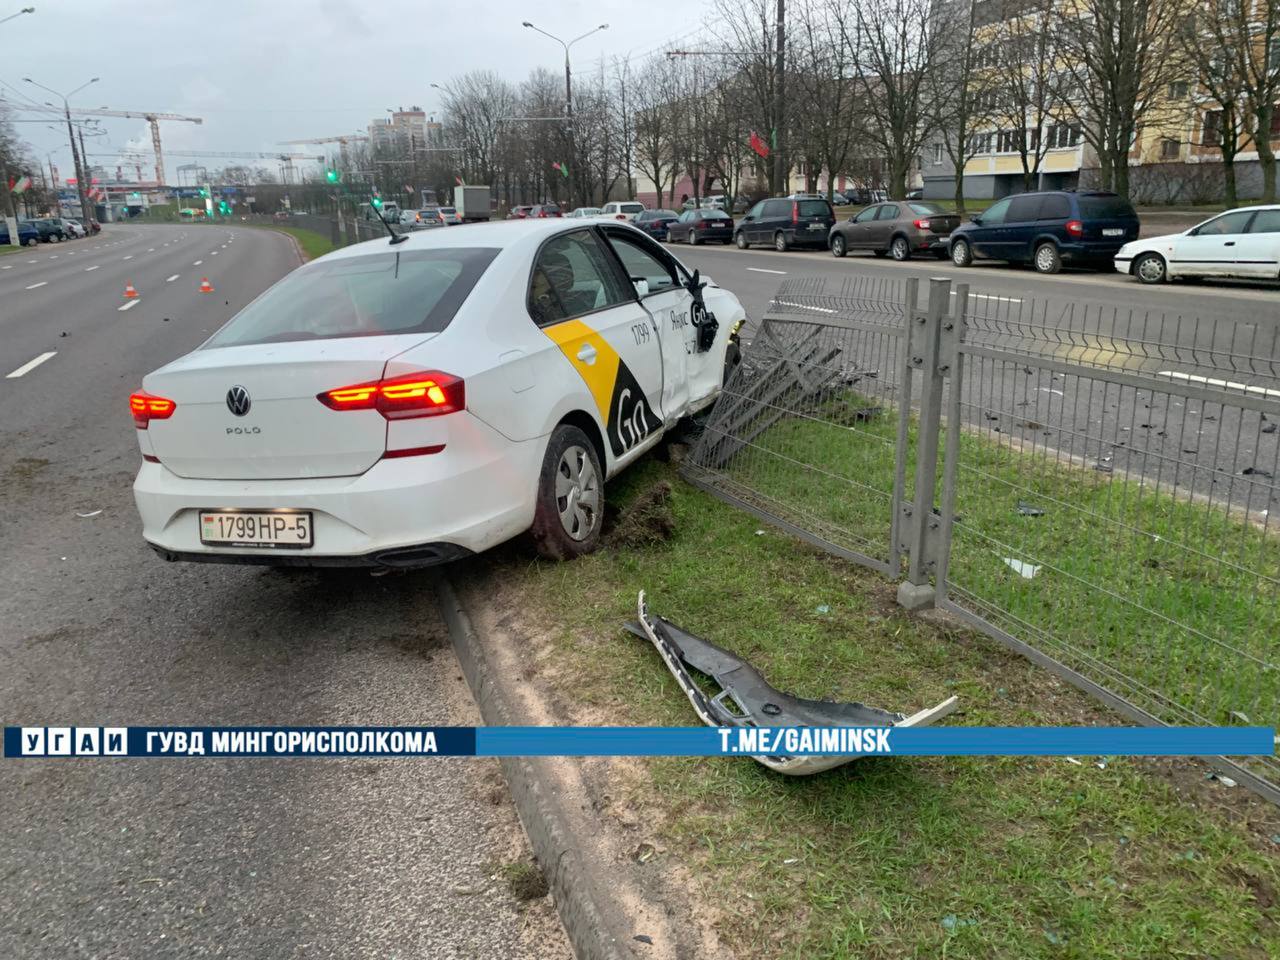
<box><xmin>685</xmin><ymin>276</ymin><xmax>911</xmax><ymax>575</ymax></box>
<box><xmin>685</xmin><ymin>273</ymin><xmax>1280</xmax><ymax>802</ymax></box>
<box><xmin>938</xmin><ymin>296</ymin><xmax>1280</xmax><ymax>792</ymax></box>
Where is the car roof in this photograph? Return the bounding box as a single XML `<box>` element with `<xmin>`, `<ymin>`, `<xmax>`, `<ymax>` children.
<box><xmin>319</xmin><ymin>217</ymin><xmax>648</xmax><ymax>262</ymax></box>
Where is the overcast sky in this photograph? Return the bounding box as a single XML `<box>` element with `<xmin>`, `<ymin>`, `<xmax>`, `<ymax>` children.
<box><xmin>1</xmin><ymin>0</ymin><xmax>719</xmax><ymax>180</ymax></box>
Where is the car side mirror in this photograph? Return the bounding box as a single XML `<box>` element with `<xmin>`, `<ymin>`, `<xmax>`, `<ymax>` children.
<box><xmin>970</xmin><ymin>215</ymin><xmax>982</xmax><ymax>224</ymax></box>
<box><xmin>632</xmin><ymin>277</ymin><xmax>650</xmax><ymax>297</ymax></box>
<box><xmin>743</xmin><ymin>215</ymin><xmax>754</xmax><ymax>222</ymax></box>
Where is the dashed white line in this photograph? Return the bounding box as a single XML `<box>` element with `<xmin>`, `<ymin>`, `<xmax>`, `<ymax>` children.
<box><xmin>26</xmin><ymin>259</ymin><xmax>37</xmax><ymax>263</ymax></box>
<box><xmin>747</xmin><ymin>267</ymin><xmax>787</xmax><ymax>275</ymax></box>
<box><xmin>193</xmin><ymin>260</ymin><xmax>203</xmax><ymax>266</ymax></box>
<box><xmin>1157</xmin><ymin>370</ymin><xmax>1280</xmax><ymax>399</ymax></box>
<box><xmin>211</xmin><ymin>251</ymin><xmax>218</xmax><ymax>256</ymax></box>
<box><xmin>85</xmin><ymin>265</ymin><xmax>100</xmax><ymax>272</ymax></box>
<box><xmin>953</xmin><ymin>291</ymin><xmax>1022</xmax><ymax>304</ymax></box>
<box><xmin>165</xmin><ymin>274</ymin><xmax>180</xmax><ymax>282</ymax></box>
<box><xmin>147</xmin><ymin>247</ymin><xmax>155</xmax><ymax>252</ymax></box>
<box><xmin>1</xmin><ymin>265</ymin><xmax>10</xmax><ymax>270</ymax></box>
<box><xmin>25</xmin><ymin>281</ymin><xmax>47</xmax><ymax>290</ymax></box>
<box><xmin>118</xmin><ymin>299</ymin><xmax>140</xmax><ymax>312</ymax></box>
<box><xmin>48</xmin><ymin>255</ymin><xmax>58</xmax><ymax>260</ymax></box>
<box><xmin>6</xmin><ymin>351</ymin><xmax>57</xmax><ymax>378</ymax></box>
<box><xmin>122</xmin><ymin>255</ymin><xmax>133</xmax><ymax>260</ymax></box>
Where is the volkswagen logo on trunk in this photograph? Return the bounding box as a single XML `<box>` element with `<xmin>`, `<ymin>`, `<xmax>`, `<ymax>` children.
<box><xmin>226</xmin><ymin>385</ymin><xmax>252</xmax><ymax>417</ymax></box>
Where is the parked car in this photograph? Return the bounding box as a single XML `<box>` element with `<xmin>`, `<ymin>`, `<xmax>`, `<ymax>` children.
<box><xmin>507</xmin><ymin>205</ymin><xmax>534</xmax><ymax>219</ymax></box>
<box><xmin>438</xmin><ymin>206</ymin><xmax>461</xmax><ymax>225</ymax></box>
<box><xmin>75</xmin><ymin>216</ymin><xmax>100</xmax><ymax>234</ymax></box>
<box><xmin>633</xmin><ymin>209</ymin><xmax>680</xmax><ymax>240</ymax></box>
<box><xmin>667</xmin><ymin>208</ymin><xmax>735</xmax><ymax>245</ymax></box>
<box><xmin>0</xmin><ymin>220</ymin><xmax>39</xmax><ymax>246</ymax></box>
<box><xmin>62</xmin><ymin>218</ymin><xmax>87</xmax><ymax>238</ymax></box>
<box><xmin>602</xmin><ymin>200</ymin><xmax>645</xmax><ymax>221</ymax></box>
<box><xmin>829</xmin><ymin>200</ymin><xmax>960</xmax><ymax>261</ymax></box>
<box><xmin>529</xmin><ymin>204</ymin><xmax>562</xmax><ymax>218</ymax></box>
<box><xmin>830</xmin><ymin>191</ymin><xmax>850</xmax><ymax>206</ymax></box>
<box><xmin>22</xmin><ymin>218</ymin><xmax>66</xmax><ymax>242</ymax></box>
<box><xmin>566</xmin><ymin>207</ymin><xmax>603</xmax><ymax>218</ymax></box>
<box><xmin>905</xmin><ymin>188</ymin><xmax>924</xmax><ymax>201</ymax></box>
<box><xmin>734</xmin><ymin>196</ymin><xmax>835</xmax><ymax>251</ymax></box>
<box><xmin>948</xmin><ymin>190</ymin><xmax>1139</xmax><ymax>274</ymax></box>
<box><xmin>1115</xmin><ymin>204</ymin><xmax>1280</xmax><ymax>285</ymax></box>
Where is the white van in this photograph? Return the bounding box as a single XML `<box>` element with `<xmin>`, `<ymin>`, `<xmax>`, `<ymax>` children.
<box><xmin>602</xmin><ymin>201</ymin><xmax>646</xmax><ymax>222</ymax></box>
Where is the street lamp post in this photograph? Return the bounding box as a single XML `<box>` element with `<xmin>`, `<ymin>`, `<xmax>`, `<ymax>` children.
<box><xmin>521</xmin><ymin>20</ymin><xmax>608</xmax><ymax>207</ymax></box>
<box><xmin>24</xmin><ymin>76</ymin><xmax>98</xmax><ymax>224</ymax></box>
<box><xmin>0</xmin><ymin>6</ymin><xmax>34</xmax><ymax>26</ymax></box>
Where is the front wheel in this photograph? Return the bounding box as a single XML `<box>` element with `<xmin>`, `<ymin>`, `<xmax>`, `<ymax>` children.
<box><xmin>890</xmin><ymin>235</ymin><xmax>911</xmax><ymax>261</ymax></box>
<box><xmin>774</xmin><ymin>231</ymin><xmax>790</xmax><ymax>252</ymax></box>
<box><xmin>531</xmin><ymin>425</ymin><xmax>604</xmax><ymax>560</ymax></box>
<box><xmin>950</xmin><ymin>238</ymin><xmax>973</xmax><ymax>267</ymax></box>
<box><xmin>1133</xmin><ymin>252</ymin><xmax>1167</xmax><ymax>285</ymax></box>
<box><xmin>1033</xmin><ymin>242</ymin><xmax>1062</xmax><ymax>274</ymax></box>
<box><xmin>735</xmin><ymin>231</ymin><xmax>749</xmax><ymax>250</ymax></box>
<box><xmin>830</xmin><ymin>234</ymin><xmax>847</xmax><ymax>258</ymax></box>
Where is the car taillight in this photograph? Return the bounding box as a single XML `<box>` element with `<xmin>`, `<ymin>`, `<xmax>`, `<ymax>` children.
<box><xmin>130</xmin><ymin>391</ymin><xmax>176</xmax><ymax>429</ymax></box>
<box><xmin>1066</xmin><ymin>219</ymin><xmax>1084</xmax><ymax>237</ymax></box>
<box><xmin>792</xmin><ymin>201</ymin><xmax>799</xmax><ymax>224</ymax></box>
<box><xmin>913</xmin><ymin>218</ymin><xmax>931</xmax><ymax>229</ymax></box>
<box><xmin>616</xmin><ymin>213</ymin><xmax>626</xmax><ymax>220</ymax></box>
<box><xmin>318</xmin><ymin>370</ymin><xmax>464</xmax><ymax>420</ymax></box>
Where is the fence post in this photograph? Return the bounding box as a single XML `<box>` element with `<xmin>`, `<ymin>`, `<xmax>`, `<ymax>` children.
<box><xmin>896</xmin><ymin>276</ymin><xmax>951</xmax><ymax>612</ymax></box>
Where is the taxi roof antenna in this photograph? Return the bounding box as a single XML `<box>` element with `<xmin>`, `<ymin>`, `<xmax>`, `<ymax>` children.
<box><xmin>370</xmin><ymin>197</ymin><xmax>408</xmax><ymax>245</ymax></box>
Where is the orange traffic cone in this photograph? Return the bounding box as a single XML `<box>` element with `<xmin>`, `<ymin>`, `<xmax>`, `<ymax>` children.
<box><xmin>199</xmin><ymin>277</ymin><xmax>214</xmax><ymax>294</ymax></box>
<box><xmin>123</xmin><ymin>281</ymin><xmax>139</xmax><ymax>299</ymax></box>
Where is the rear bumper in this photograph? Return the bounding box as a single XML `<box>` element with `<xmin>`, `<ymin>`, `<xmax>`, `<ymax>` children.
<box><xmin>133</xmin><ymin>412</ymin><xmax>543</xmax><ymax>565</ymax></box>
<box><xmin>1058</xmin><ymin>241</ymin><xmax>1128</xmax><ymax>263</ymax></box>
<box><xmin>787</xmin><ymin>226</ymin><xmax>833</xmax><ymax>247</ymax></box>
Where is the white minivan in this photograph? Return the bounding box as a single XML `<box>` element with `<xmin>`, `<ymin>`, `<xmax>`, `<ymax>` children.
<box><xmin>602</xmin><ymin>201</ymin><xmax>646</xmax><ymax>222</ymax></box>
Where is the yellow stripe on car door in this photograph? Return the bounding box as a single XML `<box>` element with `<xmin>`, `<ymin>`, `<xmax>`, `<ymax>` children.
<box><xmin>542</xmin><ymin>318</ymin><xmax>622</xmax><ymax>424</ymax></box>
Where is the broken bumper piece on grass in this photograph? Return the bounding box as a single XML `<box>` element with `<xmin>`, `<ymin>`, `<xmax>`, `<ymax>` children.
<box><xmin>627</xmin><ymin>591</ymin><xmax>958</xmax><ymax>775</ymax></box>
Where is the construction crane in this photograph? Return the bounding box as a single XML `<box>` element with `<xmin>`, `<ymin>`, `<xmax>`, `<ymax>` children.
<box><xmin>279</xmin><ymin>134</ymin><xmax>369</xmax><ymax>171</ymax></box>
<box><xmin>9</xmin><ymin>103</ymin><xmax>202</xmax><ymax>186</ymax></box>
<box><xmin>86</xmin><ymin>149</ymin><xmax>323</xmax><ymax>184</ymax></box>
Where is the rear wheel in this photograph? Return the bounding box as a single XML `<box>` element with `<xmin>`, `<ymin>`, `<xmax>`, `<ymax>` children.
<box><xmin>1133</xmin><ymin>252</ymin><xmax>1167</xmax><ymax>284</ymax></box>
<box><xmin>774</xmin><ymin>231</ymin><xmax>790</xmax><ymax>252</ymax></box>
<box><xmin>830</xmin><ymin>233</ymin><xmax>847</xmax><ymax>258</ymax></box>
<box><xmin>689</xmin><ymin>229</ymin><xmax>700</xmax><ymax>246</ymax></box>
<box><xmin>1033</xmin><ymin>242</ymin><xmax>1062</xmax><ymax>274</ymax></box>
<box><xmin>950</xmin><ymin>238</ymin><xmax>973</xmax><ymax>267</ymax></box>
<box><xmin>735</xmin><ymin>231</ymin><xmax>749</xmax><ymax>250</ymax></box>
<box><xmin>890</xmin><ymin>235</ymin><xmax>911</xmax><ymax>261</ymax></box>
<box><xmin>531</xmin><ymin>425</ymin><xmax>604</xmax><ymax>560</ymax></box>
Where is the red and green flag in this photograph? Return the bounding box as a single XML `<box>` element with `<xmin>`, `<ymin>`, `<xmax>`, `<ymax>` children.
<box><xmin>749</xmin><ymin>131</ymin><xmax>770</xmax><ymax>159</ymax></box>
<box><xmin>9</xmin><ymin>175</ymin><xmax>32</xmax><ymax>194</ymax></box>
<box><xmin>551</xmin><ymin>161</ymin><xmax>569</xmax><ymax>178</ymax></box>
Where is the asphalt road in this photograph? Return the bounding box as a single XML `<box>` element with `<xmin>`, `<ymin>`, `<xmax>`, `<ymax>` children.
<box><xmin>0</xmin><ymin>224</ymin><xmax>567</xmax><ymax>959</ymax></box>
<box><xmin>678</xmin><ymin>240</ymin><xmax>1280</xmax><ymax>514</ymax></box>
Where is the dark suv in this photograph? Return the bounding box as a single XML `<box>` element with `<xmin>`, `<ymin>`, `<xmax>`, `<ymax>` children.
<box><xmin>735</xmin><ymin>196</ymin><xmax>835</xmax><ymax>251</ymax></box>
<box><xmin>947</xmin><ymin>190</ymin><xmax>1139</xmax><ymax>274</ymax></box>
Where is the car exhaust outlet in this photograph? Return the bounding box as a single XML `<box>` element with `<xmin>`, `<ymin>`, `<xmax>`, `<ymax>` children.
<box><xmin>627</xmin><ymin>591</ymin><xmax>958</xmax><ymax>775</ymax></box>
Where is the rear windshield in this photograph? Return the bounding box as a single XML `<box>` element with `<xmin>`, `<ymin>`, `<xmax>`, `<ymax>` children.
<box><xmin>204</xmin><ymin>248</ymin><xmax>500</xmax><ymax>347</ymax></box>
<box><xmin>701</xmin><ymin>209</ymin><xmax>731</xmax><ymax>219</ymax></box>
<box><xmin>620</xmin><ymin>203</ymin><xmax>644</xmax><ymax>213</ymax></box>
<box><xmin>1079</xmin><ymin>196</ymin><xmax>1136</xmax><ymax>219</ymax></box>
<box><xmin>542</xmin><ymin>204</ymin><xmax>560</xmax><ymax>213</ymax></box>
<box><xmin>909</xmin><ymin>202</ymin><xmax>945</xmax><ymax>216</ymax></box>
<box><xmin>797</xmin><ymin>199</ymin><xmax>831</xmax><ymax>217</ymax></box>
<box><xmin>439</xmin><ymin>207</ymin><xmax>456</xmax><ymax>214</ymax></box>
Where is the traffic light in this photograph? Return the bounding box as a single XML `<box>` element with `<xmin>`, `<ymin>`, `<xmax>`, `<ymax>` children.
<box><xmin>325</xmin><ymin>168</ymin><xmax>341</xmax><ymax>184</ymax></box>
<box><xmin>198</xmin><ymin>187</ymin><xmax>209</xmax><ymax>198</ymax></box>
<box><xmin>370</xmin><ymin>196</ymin><xmax>383</xmax><ymax>209</ymax></box>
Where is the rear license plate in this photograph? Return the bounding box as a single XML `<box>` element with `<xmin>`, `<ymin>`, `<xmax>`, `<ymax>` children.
<box><xmin>1102</xmin><ymin>228</ymin><xmax>1124</xmax><ymax>236</ymax></box>
<box><xmin>808</xmin><ymin>222</ymin><xmax>824</xmax><ymax>231</ymax></box>
<box><xmin>199</xmin><ymin>510</ymin><xmax>313</xmax><ymax>549</ymax></box>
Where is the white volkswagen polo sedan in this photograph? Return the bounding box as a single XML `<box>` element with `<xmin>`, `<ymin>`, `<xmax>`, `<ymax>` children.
<box><xmin>132</xmin><ymin>219</ymin><xmax>746</xmax><ymax>567</ymax></box>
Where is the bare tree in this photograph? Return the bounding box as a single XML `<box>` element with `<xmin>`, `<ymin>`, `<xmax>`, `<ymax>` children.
<box><xmin>924</xmin><ymin>0</ymin><xmax>1000</xmax><ymax>213</ymax></box>
<box><xmin>1223</xmin><ymin>0</ymin><xmax>1280</xmax><ymax>202</ymax></box>
<box><xmin>844</xmin><ymin>0</ymin><xmax>943</xmax><ymax>199</ymax></box>
<box><xmin>1176</xmin><ymin>0</ymin><xmax>1247</xmax><ymax>206</ymax></box>
<box><xmin>1053</xmin><ymin>0</ymin><xmax>1183</xmax><ymax>197</ymax></box>
<box><xmin>633</xmin><ymin>56</ymin><xmax>679</xmax><ymax>207</ymax></box>
<box><xmin>712</xmin><ymin>0</ymin><xmax>787</xmax><ymax>192</ymax></box>
<box><xmin>441</xmin><ymin>70</ymin><xmax>519</xmax><ymax>189</ymax></box>
<box><xmin>986</xmin><ymin>0</ymin><xmax>1065</xmax><ymax>191</ymax></box>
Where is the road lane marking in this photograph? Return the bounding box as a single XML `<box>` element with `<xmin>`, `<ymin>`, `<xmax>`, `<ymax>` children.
<box><xmin>148</xmin><ymin>247</ymin><xmax>155</xmax><ymax>252</ymax></box>
<box><xmin>747</xmin><ymin>267</ymin><xmax>787</xmax><ymax>275</ymax></box>
<box><xmin>166</xmin><ymin>274</ymin><xmax>180</xmax><ymax>282</ymax></box>
<box><xmin>211</xmin><ymin>251</ymin><xmax>218</xmax><ymax>256</ymax></box>
<box><xmin>25</xmin><ymin>281</ymin><xmax>47</xmax><ymax>290</ymax></box>
<box><xmin>1157</xmin><ymin>370</ymin><xmax>1280</xmax><ymax>399</ymax></box>
<box><xmin>1</xmin><ymin>265</ymin><xmax>10</xmax><ymax>270</ymax></box>
<box><xmin>193</xmin><ymin>260</ymin><xmax>202</xmax><ymax>266</ymax></box>
<box><xmin>27</xmin><ymin>259</ymin><xmax>37</xmax><ymax>263</ymax></box>
<box><xmin>775</xmin><ymin>299</ymin><xmax>837</xmax><ymax>315</ymax></box>
<box><xmin>122</xmin><ymin>255</ymin><xmax>133</xmax><ymax>260</ymax></box>
<box><xmin>48</xmin><ymin>255</ymin><xmax>58</xmax><ymax>260</ymax></box>
<box><xmin>85</xmin><ymin>264</ymin><xmax>100</xmax><ymax>271</ymax></box>
<box><xmin>6</xmin><ymin>352</ymin><xmax>56</xmax><ymax>378</ymax></box>
<box><xmin>118</xmin><ymin>299</ymin><xmax>140</xmax><ymax>312</ymax></box>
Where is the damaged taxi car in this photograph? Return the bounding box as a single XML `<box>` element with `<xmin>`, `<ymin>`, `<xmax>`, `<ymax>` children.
<box><xmin>130</xmin><ymin>219</ymin><xmax>746</xmax><ymax>567</ymax></box>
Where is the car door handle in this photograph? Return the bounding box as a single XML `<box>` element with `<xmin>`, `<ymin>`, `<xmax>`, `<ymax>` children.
<box><xmin>577</xmin><ymin>343</ymin><xmax>598</xmax><ymax>364</ymax></box>
<box><xmin>1224</xmin><ymin>241</ymin><xmax>1236</xmax><ymax>246</ymax></box>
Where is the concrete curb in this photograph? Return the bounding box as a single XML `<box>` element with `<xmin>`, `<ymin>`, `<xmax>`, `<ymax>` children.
<box><xmin>433</xmin><ymin>574</ymin><xmax>631</xmax><ymax>960</ymax></box>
